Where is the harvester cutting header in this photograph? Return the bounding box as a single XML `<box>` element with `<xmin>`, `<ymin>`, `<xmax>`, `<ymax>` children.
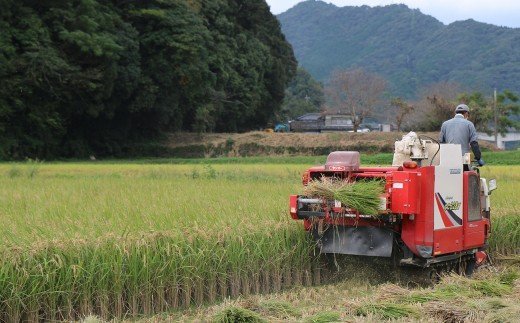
<box><xmin>290</xmin><ymin>132</ymin><xmax>497</xmax><ymax>275</ymax></box>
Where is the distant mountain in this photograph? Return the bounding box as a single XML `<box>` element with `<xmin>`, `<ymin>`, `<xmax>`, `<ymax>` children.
<box><xmin>278</xmin><ymin>0</ymin><xmax>520</xmax><ymax>98</ymax></box>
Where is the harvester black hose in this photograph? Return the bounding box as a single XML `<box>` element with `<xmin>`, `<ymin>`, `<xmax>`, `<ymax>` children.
<box><xmin>419</xmin><ymin>135</ymin><xmax>440</xmax><ymax>166</ymax></box>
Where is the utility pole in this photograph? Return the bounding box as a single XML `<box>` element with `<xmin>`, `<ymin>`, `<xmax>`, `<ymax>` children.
<box><xmin>494</xmin><ymin>89</ymin><xmax>498</xmax><ymax>146</ymax></box>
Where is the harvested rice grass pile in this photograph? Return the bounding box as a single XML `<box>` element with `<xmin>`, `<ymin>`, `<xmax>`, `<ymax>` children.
<box><xmin>303</xmin><ymin>178</ymin><xmax>384</xmax><ymax>215</ymax></box>
<box><xmin>302</xmin><ymin>177</ymin><xmax>339</xmax><ymax>201</ymax></box>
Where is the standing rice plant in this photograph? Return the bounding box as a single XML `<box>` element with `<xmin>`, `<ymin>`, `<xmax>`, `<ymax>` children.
<box><xmin>489</xmin><ymin>214</ymin><xmax>520</xmax><ymax>255</ymax></box>
<box><xmin>25</xmin><ymin>159</ymin><xmax>41</xmax><ymax>178</ymax></box>
<box><xmin>0</xmin><ymin>162</ymin><xmax>319</xmax><ymax>319</ymax></box>
<box><xmin>0</xmin><ymin>226</ymin><xmax>316</xmax><ymax>321</ymax></box>
<box><xmin>7</xmin><ymin>166</ymin><xmax>21</xmax><ymax>178</ymax></box>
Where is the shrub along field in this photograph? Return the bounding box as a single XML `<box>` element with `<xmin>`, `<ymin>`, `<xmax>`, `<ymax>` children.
<box><xmin>0</xmin><ymin>157</ymin><xmax>518</xmax><ymax>321</ymax></box>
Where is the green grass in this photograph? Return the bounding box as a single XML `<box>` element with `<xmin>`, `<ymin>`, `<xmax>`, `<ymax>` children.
<box><xmin>481</xmin><ymin>149</ymin><xmax>520</xmax><ymax>165</ymax></box>
<box><xmin>2</xmin><ymin>149</ymin><xmax>517</xmax><ymax>167</ymax></box>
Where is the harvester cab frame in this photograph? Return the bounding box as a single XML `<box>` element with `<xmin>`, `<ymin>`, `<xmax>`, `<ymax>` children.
<box><xmin>289</xmin><ymin>132</ymin><xmax>497</xmax><ymax>276</ymax></box>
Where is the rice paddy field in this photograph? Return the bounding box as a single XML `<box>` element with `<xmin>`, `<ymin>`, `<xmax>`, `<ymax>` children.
<box><xmin>0</xmin><ymin>154</ymin><xmax>518</xmax><ymax>321</ymax></box>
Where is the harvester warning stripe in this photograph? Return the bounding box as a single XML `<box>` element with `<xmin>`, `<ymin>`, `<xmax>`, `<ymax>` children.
<box><xmin>435</xmin><ymin>193</ymin><xmax>462</xmax><ymax>227</ymax></box>
<box><xmin>437</xmin><ymin>194</ymin><xmax>463</xmax><ymax>225</ymax></box>
<box><xmin>435</xmin><ymin>193</ymin><xmax>454</xmax><ymax>227</ymax></box>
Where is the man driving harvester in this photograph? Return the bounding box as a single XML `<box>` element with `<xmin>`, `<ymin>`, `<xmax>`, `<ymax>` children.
<box><xmin>439</xmin><ymin>104</ymin><xmax>485</xmax><ymax>166</ymax></box>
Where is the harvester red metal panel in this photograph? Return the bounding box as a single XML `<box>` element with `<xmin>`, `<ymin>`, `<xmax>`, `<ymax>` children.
<box><xmin>391</xmin><ymin>171</ymin><xmax>420</xmax><ymax>215</ymax></box>
<box><xmin>400</xmin><ymin>166</ymin><xmax>435</xmax><ymax>258</ymax></box>
<box><xmin>289</xmin><ymin>195</ymin><xmax>298</xmax><ymax>219</ymax></box>
<box><xmin>434</xmin><ymin>228</ymin><xmax>464</xmax><ymax>255</ymax></box>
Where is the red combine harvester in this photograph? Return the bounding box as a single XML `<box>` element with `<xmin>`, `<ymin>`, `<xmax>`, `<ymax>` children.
<box><xmin>289</xmin><ymin>133</ymin><xmax>497</xmax><ymax>276</ymax></box>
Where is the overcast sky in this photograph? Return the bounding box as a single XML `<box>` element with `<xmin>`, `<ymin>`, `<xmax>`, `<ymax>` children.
<box><xmin>266</xmin><ymin>0</ymin><xmax>520</xmax><ymax>28</ymax></box>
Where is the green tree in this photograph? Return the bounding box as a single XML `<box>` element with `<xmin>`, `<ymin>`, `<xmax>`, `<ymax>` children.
<box><xmin>121</xmin><ymin>1</ymin><xmax>213</xmax><ymax>133</ymax></box>
<box><xmin>458</xmin><ymin>92</ymin><xmax>492</xmax><ymax>132</ymax></box>
<box><xmin>495</xmin><ymin>90</ymin><xmax>520</xmax><ymax>135</ymax></box>
<box><xmin>45</xmin><ymin>0</ymin><xmax>141</xmax><ymax>155</ymax></box>
<box><xmin>280</xmin><ymin>68</ymin><xmax>324</xmax><ymax>121</ymax></box>
<box><xmin>0</xmin><ymin>0</ymin><xmax>141</xmax><ymax>158</ymax></box>
<box><xmin>0</xmin><ymin>2</ymin><xmax>63</xmax><ymax>158</ymax></box>
<box><xmin>201</xmin><ymin>0</ymin><xmax>296</xmax><ymax>131</ymax></box>
<box><xmin>0</xmin><ymin>0</ymin><xmax>297</xmax><ymax>159</ymax></box>
<box><xmin>458</xmin><ymin>90</ymin><xmax>519</xmax><ymax>136</ymax></box>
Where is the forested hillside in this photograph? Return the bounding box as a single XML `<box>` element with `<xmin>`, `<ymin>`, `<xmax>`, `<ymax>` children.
<box><xmin>0</xmin><ymin>0</ymin><xmax>296</xmax><ymax>159</ymax></box>
<box><xmin>278</xmin><ymin>1</ymin><xmax>520</xmax><ymax>97</ymax></box>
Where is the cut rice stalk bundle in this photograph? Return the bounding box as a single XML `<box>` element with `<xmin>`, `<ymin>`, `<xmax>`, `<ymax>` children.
<box><xmin>334</xmin><ymin>180</ymin><xmax>384</xmax><ymax>215</ymax></box>
<box><xmin>375</xmin><ymin>284</ymin><xmax>410</xmax><ymax>302</ymax></box>
<box><xmin>425</xmin><ymin>301</ymin><xmax>473</xmax><ymax>323</ymax></box>
<box><xmin>355</xmin><ymin>302</ymin><xmax>419</xmax><ymax>320</ymax></box>
<box><xmin>303</xmin><ymin>178</ymin><xmax>384</xmax><ymax>215</ymax></box>
<box><xmin>302</xmin><ymin>177</ymin><xmax>339</xmax><ymax>200</ymax></box>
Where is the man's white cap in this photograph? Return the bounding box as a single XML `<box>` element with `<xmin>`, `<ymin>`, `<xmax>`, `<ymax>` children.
<box><xmin>455</xmin><ymin>104</ymin><xmax>470</xmax><ymax>113</ymax></box>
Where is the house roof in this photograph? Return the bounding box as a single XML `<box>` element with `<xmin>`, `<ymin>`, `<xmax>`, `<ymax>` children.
<box><xmin>295</xmin><ymin>113</ymin><xmax>323</xmax><ymax>121</ymax></box>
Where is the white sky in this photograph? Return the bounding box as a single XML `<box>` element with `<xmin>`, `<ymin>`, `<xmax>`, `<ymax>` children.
<box><xmin>266</xmin><ymin>0</ymin><xmax>520</xmax><ymax>28</ymax></box>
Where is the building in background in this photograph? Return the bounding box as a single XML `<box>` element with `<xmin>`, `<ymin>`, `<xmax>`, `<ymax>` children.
<box><xmin>478</xmin><ymin>131</ymin><xmax>520</xmax><ymax>150</ymax></box>
<box><xmin>289</xmin><ymin>113</ymin><xmax>381</xmax><ymax>132</ymax></box>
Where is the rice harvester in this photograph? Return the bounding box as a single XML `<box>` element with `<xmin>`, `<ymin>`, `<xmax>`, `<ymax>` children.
<box><xmin>289</xmin><ymin>132</ymin><xmax>497</xmax><ymax>274</ymax></box>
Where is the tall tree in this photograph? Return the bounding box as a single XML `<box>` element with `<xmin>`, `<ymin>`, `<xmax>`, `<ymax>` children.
<box><xmin>201</xmin><ymin>0</ymin><xmax>296</xmax><ymax>131</ymax></box>
<box><xmin>280</xmin><ymin>67</ymin><xmax>324</xmax><ymax>121</ymax></box>
<box><xmin>494</xmin><ymin>90</ymin><xmax>519</xmax><ymax>135</ymax></box>
<box><xmin>457</xmin><ymin>91</ymin><xmax>492</xmax><ymax>132</ymax></box>
<box><xmin>326</xmin><ymin>68</ymin><xmax>387</xmax><ymax>132</ymax></box>
<box><xmin>120</xmin><ymin>1</ymin><xmax>213</xmax><ymax>133</ymax></box>
<box><xmin>457</xmin><ymin>90</ymin><xmax>519</xmax><ymax>137</ymax></box>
